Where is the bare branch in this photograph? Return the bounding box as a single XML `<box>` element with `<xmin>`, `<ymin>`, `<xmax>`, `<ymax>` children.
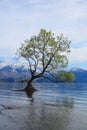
<box><xmin>26</xmin><ymin>58</ymin><xmax>33</xmax><ymax>76</ymax></box>
<box><xmin>42</xmin><ymin>53</ymin><xmax>54</xmax><ymax>73</ymax></box>
<box><xmin>43</xmin><ymin>75</ymin><xmax>57</xmax><ymax>82</ymax></box>
<box><xmin>45</xmin><ymin>71</ymin><xmax>57</xmax><ymax>80</ymax></box>
<box><xmin>32</xmin><ymin>58</ymin><xmax>39</xmax><ymax>75</ymax></box>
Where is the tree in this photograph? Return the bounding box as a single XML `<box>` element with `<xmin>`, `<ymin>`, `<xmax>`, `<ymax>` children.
<box><xmin>17</xmin><ymin>29</ymin><xmax>71</xmax><ymax>92</ymax></box>
<box><xmin>60</xmin><ymin>72</ymin><xmax>75</xmax><ymax>83</ymax></box>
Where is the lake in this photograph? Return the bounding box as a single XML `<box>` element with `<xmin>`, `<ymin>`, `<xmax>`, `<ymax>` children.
<box><xmin>0</xmin><ymin>83</ymin><xmax>87</xmax><ymax>130</ymax></box>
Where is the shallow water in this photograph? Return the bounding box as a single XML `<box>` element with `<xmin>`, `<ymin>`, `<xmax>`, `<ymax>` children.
<box><xmin>0</xmin><ymin>83</ymin><xmax>87</xmax><ymax>130</ymax></box>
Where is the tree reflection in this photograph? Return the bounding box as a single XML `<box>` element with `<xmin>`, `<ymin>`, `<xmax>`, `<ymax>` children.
<box><xmin>25</xmin><ymin>90</ymin><xmax>34</xmax><ymax>98</ymax></box>
<box><xmin>22</xmin><ymin>96</ymin><xmax>75</xmax><ymax>130</ymax></box>
<box><xmin>25</xmin><ymin>90</ymin><xmax>35</xmax><ymax>103</ymax></box>
<box><xmin>22</xmin><ymin>98</ymin><xmax>74</xmax><ymax>130</ymax></box>
<box><xmin>25</xmin><ymin>89</ymin><xmax>74</xmax><ymax>109</ymax></box>
<box><xmin>23</xmin><ymin>83</ymin><xmax>75</xmax><ymax>130</ymax></box>
<box><xmin>62</xmin><ymin>97</ymin><xmax>74</xmax><ymax>109</ymax></box>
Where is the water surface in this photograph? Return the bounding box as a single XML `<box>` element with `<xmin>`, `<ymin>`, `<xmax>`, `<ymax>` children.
<box><xmin>0</xmin><ymin>83</ymin><xmax>87</xmax><ymax>130</ymax></box>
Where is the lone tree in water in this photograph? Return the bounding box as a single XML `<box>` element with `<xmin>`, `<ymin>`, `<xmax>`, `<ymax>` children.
<box><xmin>17</xmin><ymin>29</ymin><xmax>71</xmax><ymax>92</ymax></box>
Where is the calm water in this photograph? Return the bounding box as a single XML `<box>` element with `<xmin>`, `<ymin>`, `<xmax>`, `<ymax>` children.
<box><xmin>0</xmin><ymin>83</ymin><xmax>87</xmax><ymax>130</ymax></box>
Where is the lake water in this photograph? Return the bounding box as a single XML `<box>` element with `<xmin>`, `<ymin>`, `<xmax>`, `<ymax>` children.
<box><xmin>0</xmin><ymin>83</ymin><xmax>87</xmax><ymax>130</ymax></box>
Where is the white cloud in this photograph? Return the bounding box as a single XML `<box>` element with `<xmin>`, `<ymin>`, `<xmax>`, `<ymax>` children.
<box><xmin>68</xmin><ymin>46</ymin><xmax>87</xmax><ymax>62</ymax></box>
<box><xmin>0</xmin><ymin>0</ymin><xmax>87</xmax><ymax>69</ymax></box>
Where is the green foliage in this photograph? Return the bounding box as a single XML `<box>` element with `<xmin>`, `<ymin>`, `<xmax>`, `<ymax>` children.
<box><xmin>17</xmin><ymin>29</ymin><xmax>71</xmax><ymax>78</ymax></box>
<box><xmin>60</xmin><ymin>72</ymin><xmax>75</xmax><ymax>83</ymax></box>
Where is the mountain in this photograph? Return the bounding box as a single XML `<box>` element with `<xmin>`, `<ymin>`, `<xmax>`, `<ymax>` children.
<box><xmin>70</xmin><ymin>68</ymin><xmax>87</xmax><ymax>83</ymax></box>
<box><xmin>0</xmin><ymin>59</ymin><xmax>87</xmax><ymax>83</ymax></box>
<box><xmin>0</xmin><ymin>59</ymin><xmax>30</xmax><ymax>82</ymax></box>
<box><xmin>60</xmin><ymin>67</ymin><xmax>87</xmax><ymax>83</ymax></box>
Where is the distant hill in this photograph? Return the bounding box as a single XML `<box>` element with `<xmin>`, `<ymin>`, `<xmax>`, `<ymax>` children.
<box><xmin>69</xmin><ymin>68</ymin><xmax>87</xmax><ymax>83</ymax></box>
<box><xmin>0</xmin><ymin>60</ymin><xmax>87</xmax><ymax>83</ymax></box>
<box><xmin>59</xmin><ymin>67</ymin><xmax>87</xmax><ymax>83</ymax></box>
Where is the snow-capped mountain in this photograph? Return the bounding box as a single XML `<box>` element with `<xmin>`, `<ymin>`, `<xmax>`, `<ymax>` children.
<box><xmin>59</xmin><ymin>67</ymin><xmax>87</xmax><ymax>72</ymax></box>
<box><xmin>71</xmin><ymin>68</ymin><xmax>87</xmax><ymax>83</ymax></box>
<box><xmin>0</xmin><ymin>58</ymin><xmax>29</xmax><ymax>69</ymax></box>
<box><xmin>0</xmin><ymin>58</ymin><xmax>12</xmax><ymax>68</ymax></box>
<box><xmin>68</xmin><ymin>67</ymin><xmax>86</xmax><ymax>72</ymax></box>
<box><xmin>0</xmin><ymin>59</ymin><xmax>30</xmax><ymax>82</ymax></box>
<box><xmin>59</xmin><ymin>67</ymin><xmax>87</xmax><ymax>83</ymax></box>
<box><xmin>0</xmin><ymin>59</ymin><xmax>87</xmax><ymax>83</ymax></box>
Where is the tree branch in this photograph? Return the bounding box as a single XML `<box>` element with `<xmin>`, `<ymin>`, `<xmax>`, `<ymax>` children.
<box><xmin>45</xmin><ymin>71</ymin><xmax>57</xmax><ymax>79</ymax></box>
<box><xmin>42</xmin><ymin>54</ymin><xmax>54</xmax><ymax>73</ymax></box>
<box><xmin>32</xmin><ymin>58</ymin><xmax>39</xmax><ymax>75</ymax></box>
<box><xmin>43</xmin><ymin>75</ymin><xmax>57</xmax><ymax>83</ymax></box>
<box><xmin>27</xmin><ymin>58</ymin><xmax>33</xmax><ymax>76</ymax></box>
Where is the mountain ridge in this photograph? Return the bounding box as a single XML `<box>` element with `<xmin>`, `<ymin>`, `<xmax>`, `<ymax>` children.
<box><xmin>0</xmin><ymin>59</ymin><xmax>87</xmax><ymax>83</ymax></box>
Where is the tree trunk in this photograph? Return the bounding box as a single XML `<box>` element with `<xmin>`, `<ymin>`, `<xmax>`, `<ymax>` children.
<box><xmin>24</xmin><ymin>77</ymin><xmax>37</xmax><ymax>92</ymax></box>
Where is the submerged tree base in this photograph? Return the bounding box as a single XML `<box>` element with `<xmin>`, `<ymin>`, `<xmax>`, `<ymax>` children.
<box><xmin>23</xmin><ymin>85</ymin><xmax>37</xmax><ymax>98</ymax></box>
<box><xmin>24</xmin><ymin>85</ymin><xmax>37</xmax><ymax>92</ymax></box>
<box><xmin>13</xmin><ymin>84</ymin><xmax>37</xmax><ymax>98</ymax></box>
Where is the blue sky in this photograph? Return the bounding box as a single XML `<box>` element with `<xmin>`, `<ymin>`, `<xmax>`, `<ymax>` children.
<box><xmin>0</xmin><ymin>0</ymin><xmax>87</xmax><ymax>69</ymax></box>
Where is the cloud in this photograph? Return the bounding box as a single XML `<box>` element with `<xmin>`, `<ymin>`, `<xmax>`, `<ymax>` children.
<box><xmin>68</xmin><ymin>46</ymin><xmax>87</xmax><ymax>62</ymax></box>
<box><xmin>0</xmin><ymin>0</ymin><xmax>87</xmax><ymax>70</ymax></box>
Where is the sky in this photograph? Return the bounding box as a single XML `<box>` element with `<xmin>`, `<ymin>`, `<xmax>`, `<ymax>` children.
<box><xmin>0</xmin><ymin>0</ymin><xmax>87</xmax><ymax>69</ymax></box>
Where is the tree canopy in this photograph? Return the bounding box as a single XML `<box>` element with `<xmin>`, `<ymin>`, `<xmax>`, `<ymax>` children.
<box><xmin>17</xmin><ymin>29</ymin><xmax>71</xmax><ymax>91</ymax></box>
